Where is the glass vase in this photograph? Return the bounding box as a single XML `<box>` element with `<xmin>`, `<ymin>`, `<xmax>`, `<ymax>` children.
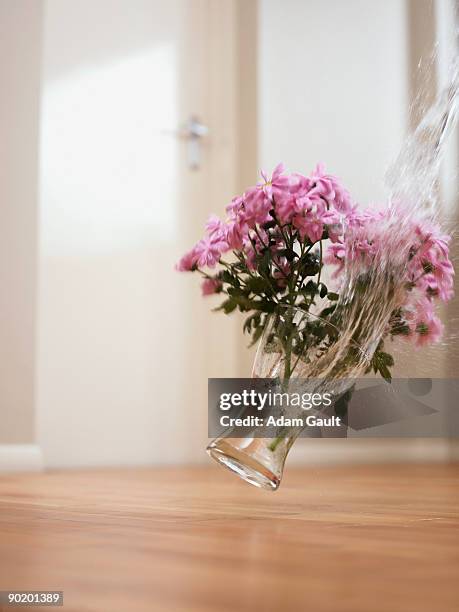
<box><xmin>207</xmin><ymin>305</ymin><xmax>369</xmax><ymax>490</ymax></box>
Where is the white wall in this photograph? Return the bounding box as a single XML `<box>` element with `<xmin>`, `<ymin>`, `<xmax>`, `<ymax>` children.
<box><xmin>37</xmin><ymin>0</ymin><xmax>239</xmax><ymax>468</ymax></box>
<box><xmin>258</xmin><ymin>0</ymin><xmax>409</xmax><ymax>205</ymax></box>
<box><xmin>0</xmin><ymin>1</ymin><xmax>43</xmax><ymax>446</ymax></box>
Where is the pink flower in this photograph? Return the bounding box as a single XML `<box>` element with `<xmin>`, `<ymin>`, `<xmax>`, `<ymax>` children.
<box><xmin>289</xmin><ymin>172</ymin><xmax>314</xmax><ymax>195</ymax></box>
<box><xmin>293</xmin><ymin>214</ymin><xmax>324</xmax><ymax>243</ymax></box>
<box><xmin>324</xmin><ymin>242</ymin><xmax>346</xmax><ymax>277</ymax></box>
<box><xmin>242</xmin><ymin>186</ymin><xmax>271</xmax><ymax>227</ymax></box>
<box><xmin>176</xmin><ymin>247</ymin><xmax>198</xmax><ymax>271</ymax></box>
<box><xmin>325</xmin><ymin>242</ymin><xmax>345</xmax><ymax>262</ymax></box>
<box><xmin>310</xmin><ymin>163</ymin><xmax>353</xmax><ymax>213</ymax></box>
<box><xmin>396</xmin><ymin>296</ymin><xmax>444</xmax><ymax>347</ymax></box>
<box><xmin>260</xmin><ymin>163</ymin><xmax>291</xmax><ymax>202</ymax></box>
<box><xmin>419</xmin><ymin>274</ymin><xmax>454</xmax><ymax>302</ymax></box>
<box><xmin>194</xmin><ymin>237</ymin><xmax>227</xmax><ymax>268</ymax></box>
<box><xmin>293</xmin><ymin>207</ymin><xmax>340</xmax><ymax>244</ymax></box>
<box><xmin>226</xmin><ymin>195</ymin><xmax>244</xmax><ymax>217</ymax></box>
<box><xmin>336</xmin><ymin>207</ymin><xmax>420</xmax><ymax>271</ymax></box>
<box><xmin>426</xmin><ymin>257</ymin><xmax>454</xmax><ymax>299</ymax></box>
<box><xmin>414</xmin><ymin>313</ymin><xmax>444</xmax><ymax>346</ymax></box>
<box><xmin>415</xmin><ymin>223</ymin><xmax>450</xmax><ymax>258</ymax></box>
<box><xmin>206</xmin><ymin>210</ymin><xmax>248</xmax><ymax>252</ymax></box>
<box><xmin>201</xmin><ymin>278</ymin><xmax>223</xmax><ymax>296</ymax></box>
<box><xmin>405</xmin><ymin>219</ymin><xmax>455</xmax><ymax>303</ymax></box>
<box><xmin>310</xmin><ymin>163</ymin><xmax>335</xmax><ymax>198</ymax></box>
<box><xmin>224</xmin><ymin>218</ymin><xmax>246</xmax><ymax>250</ymax></box>
<box><xmin>275</xmin><ymin>195</ymin><xmax>298</xmax><ymax>224</ymax></box>
<box><xmin>276</xmin><ymin>192</ymin><xmax>317</xmax><ymax>224</ymax></box>
<box><xmin>205</xmin><ymin>214</ymin><xmax>225</xmax><ymax>239</ymax></box>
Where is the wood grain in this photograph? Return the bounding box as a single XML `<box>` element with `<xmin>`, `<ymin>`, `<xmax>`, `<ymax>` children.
<box><xmin>0</xmin><ymin>464</ymin><xmax>458</xmax><ymax>612</ymax></box>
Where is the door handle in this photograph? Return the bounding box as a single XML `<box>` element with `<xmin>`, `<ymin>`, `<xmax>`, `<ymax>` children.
<box><xmin>182</xmin><ymin>116</ymin><xmax>208</xmax><ymax>170</ymax></box>
<box><xmin>163</xmin><ymin>116</ymin><xmax>208</xmax><ymax>170</ymax></box>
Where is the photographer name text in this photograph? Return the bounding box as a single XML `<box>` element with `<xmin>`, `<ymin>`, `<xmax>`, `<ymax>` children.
<box><xmin>219</xmin><ymin>414</ymin><xmax>342</xmax><ymax>428</ymax></box>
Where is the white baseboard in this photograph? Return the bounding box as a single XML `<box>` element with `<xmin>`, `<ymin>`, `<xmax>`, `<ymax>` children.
<box><xmin>288</xmin><ymin>438</ymin><xmax>453</xmax><ymax>465</ymax></box>
<box><xmin>0</xmin><ymin>444</ymin><xmax>44</xmax><ymax>472</ymax></box>
<box><xmin>1</xmin><ymin>441</ymin><xmax>453</xmax><ymax>471</ymax></box>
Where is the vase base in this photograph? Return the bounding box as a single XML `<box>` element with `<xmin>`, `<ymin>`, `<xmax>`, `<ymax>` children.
<box><xmin>206</xmin><ymin>439</ymin><xmax>280</xmax><ymax>491</ymax></box>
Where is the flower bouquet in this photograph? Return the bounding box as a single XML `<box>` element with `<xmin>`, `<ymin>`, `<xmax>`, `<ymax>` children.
<box><xmin>177</xmin><ymin>163</ymin><xmax>454</xmax><ymax>489</ymax></box>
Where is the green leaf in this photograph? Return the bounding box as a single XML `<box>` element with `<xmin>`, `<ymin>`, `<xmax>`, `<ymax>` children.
<box><xmin>227</xmin><ymin>286</ymin><xmax>247</xmax><ymax>298</ymax></box>
<box><xmin>378</xmin><ymin>351</ymin><xmax>394</xmax><ymax>367</ymax></box>
<box><xmin>378</xmin><ymin>364</ymin><xmax>392</xmax><ymax>383</ymax></box>
<box><xmin>319</xmin><ymin>283</ymin><xmax>328</xmax><ymax>299</ymax></box>
<box><xmin>319</xmin><ymin>304</ymin><xmax>337</xmax><ymax>317</ymax></box>
<box><xmin>243</xmin><ymin>312</ymin><xmax>261</xmax><ymax>334</ymax></box>
<box><xmin>299</xmin><ymin>252</ymin><xmax>320</xmax><ymax>276</ymax></box>
<box><xmin>370</xmin><ymin>345</ymin><xmax>394</xmax><ymax>383</ymax></box>
<box><xmin>327</xmin><ymin>292</ymin><xmax>339</xmax><ymax>301</ymax></box>
<box><xmin>278</xmin><ymin>248</ymin><xmax>297</xmax><ymax>262</ymax></box>
<box><xmin>246</xmin><ymin>276</ymin><xmax>271</xmax><ymax>294</ymax></box>
<box><xmin>219</xmin><ymin>270</ymin><xmax>239</xmax><ymax>286</ymax></box>
<box><xmin>256</xmin><ymin>249</ymin><xmax>271</xmax><ymax>276</ymax></box>
<box><xmin>249</xmin><ymin>323</ymin><xmax>265</xmax><ymax>347</ymax></box>
<box><xmin>251</xmin><ymin>301</ymin><xmax>276</xmax><ymax>313</ymax></box>
<box><xmin>232</xmin><ymin>295</ymin><xmax>254</xmax><ymax>311</ymax></box>
<box><xmin>389</xmin><ymin>309</ymin><xmax>411</xmax><ymax>336</ymax></box>
<box><xmin>213</xmin><ymin>298</ymin><xmax>238</xmax><ymax>314</ymax></box>
<box><xmin>303</xmin><ymin>280</ymin><xmax>318</xmax><ymax>294</ymax></box>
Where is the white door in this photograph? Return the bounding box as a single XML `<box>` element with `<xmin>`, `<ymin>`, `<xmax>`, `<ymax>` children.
<box><xmin>38</xmin><ymin>0</ymin><xmax>239</xmax><ymax>467</ymax></box>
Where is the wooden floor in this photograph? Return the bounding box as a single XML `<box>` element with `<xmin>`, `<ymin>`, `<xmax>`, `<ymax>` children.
<box><xmin>0</xmin><ymin>464</ymin><xmax>458</xmax><ymax>612</ymax></box>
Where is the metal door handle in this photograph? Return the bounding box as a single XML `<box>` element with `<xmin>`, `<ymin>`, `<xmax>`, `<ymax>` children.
<box><xmin>182</xmin><ymin>116</ymin><xmax>208</xmax><ymax>170</ymax></box>
<box><xmin>163</xmin><ymin>116</ymin><xmax>208</xmax><ymax>170</ymax></box>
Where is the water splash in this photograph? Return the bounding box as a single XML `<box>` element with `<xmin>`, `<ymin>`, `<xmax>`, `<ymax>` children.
<box><xmin>385</xmin><ymin>57</ymin><xmax>459</xmax><ymax>220</ymax></box>
<box><xmin>327</xmin><ymin>57</ymin><xmax>459</xmax><ymax>377</ymax></box>
<box><xmin>257</xmin><ymin>55</ymin><xmax>459</xmax><ymax>386</ymax></box>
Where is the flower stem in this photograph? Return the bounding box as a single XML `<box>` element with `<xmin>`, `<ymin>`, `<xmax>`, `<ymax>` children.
<box><xmin>317</xmin><ymin>240</ymin><xmax>323</xmax><ymax>287</ymax></box>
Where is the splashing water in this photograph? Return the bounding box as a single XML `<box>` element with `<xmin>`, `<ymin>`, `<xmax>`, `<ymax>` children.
<box><xmin>319</xmin><ymin>58</ymin><xmax>459</xmax><ymax>379</ymax></box>
<box><xmin>385</xmin><ymin>57</ymin><xmax>459</xmax><ymax>219</ymax></box>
